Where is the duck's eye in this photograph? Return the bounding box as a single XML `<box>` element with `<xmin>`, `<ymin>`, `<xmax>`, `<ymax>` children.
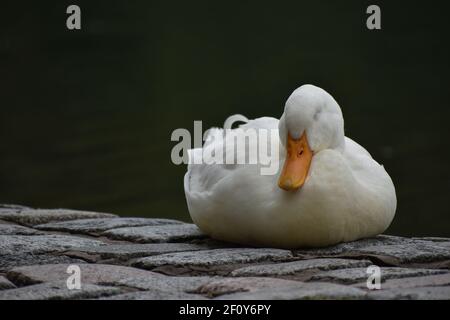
<box><xmin>298</xmin><ymin>149</ymin><xmax>304</xmax><ymax>157</ymax></box>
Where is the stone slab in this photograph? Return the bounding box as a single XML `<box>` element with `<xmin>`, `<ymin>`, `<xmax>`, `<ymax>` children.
<box><xmin>294</xmin><ymin>235</ymin><xmax>408</xmax><ymax>257</ymax></box>
<box><xmin>294</xmin><ymin>235</ymin><xmax>450</xmax><ymax>267</ymax></box>
<box><xmin>132</xmin><ymin>248</ymin><xmax>294</xmax><ymax>271</ymax></box>
<box><xmin>216</xmin><ymin>281</ymin><xmax>367</xmax><ymax>300</ymax></box>
<box><xmin>0</xmin><ymin>275</ymin><xmax>16</xmax><ymax>290</ymax></box>
<box><xmin>0</xmin><ymin>254</ymin><xmax>86</xmax><ymax>271</ymax></box>
<box><xmin>115</xmin><ymin>275</ymin><xmax>215</xmax><ymax>293</ymax></box>
<box><xmin>0</xmin><ymin>208</ymin><xmax>117</xmax><ymax>226</ymax></box>
<box><xmin>231</xmin><ymin>258</ymin><xmax>372</xmax><ymax>277</ymax></box>
<box><xmin>7</xmin><ymin>263</ymin><xmax>162</xmax><ymax>286</ymax></box>
<box><xmin>350</xmin><ymin>243</ymin><xmax>450</xmax><ymax>266</ymax></box>
<box><xmin>0</xmin><ymin>234</ymin><xmax>106</xmax><ymax>256</ymax></box>
<box><xmin>103</xmin><ymin>224</ymin><xmax>207</xmax><ymax>243</ymax></box>
<box><xmin>36</xmin><ymin>217</ymin><xmax>182</xmax><ymax>235</ymax></box>
<box><xmin>0</xmin><ymin>223</ymin><xmax>45</xmax><ymax>235</ymax></box>
<box><xmin>354</xmin><ymin>273</ymin><xmax>450</xmax><ymax>290</ymax></box>
<box><xmin>0</xmin><ymin>234</ymin><xmax>106</xmax><ymax>270</ymax></box>
<box><xmin>65</xmin><ymin>242</ymin><xmax>223</xmax><ymax>262</ymax></box>
<box><xmin>0</xmin><ymin>281</ymin><xmax>123</xmax><ymax>300</ymax></box>
<box><xmin>311</xmin><ymin>267</ymin><xmax>448</xmax><ymax>284</ymax></box>
<box><xmin>99</xmin><ymin>290</ymin><xmax>207</xmax><ymax>300</ymax></box>
<box><xmin>0</xmin><ymin>204</ymin><xmax>30</xmax><ymax>210</ymax></box>
<box><xmin>196</xmin><ymin>277</ymin><xmax>309</xmax><ymax>297</ymax></box>
<box><xmin>368</xmin><ymin>286</ymin><xmax>450</xmax><ymax>300</ymax></box>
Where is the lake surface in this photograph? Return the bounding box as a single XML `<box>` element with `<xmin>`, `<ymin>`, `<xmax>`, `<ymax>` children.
<box><xmin>1</xmin><ymin>1</ymin><xmax>449</xmax><ymax>237</ymax></box>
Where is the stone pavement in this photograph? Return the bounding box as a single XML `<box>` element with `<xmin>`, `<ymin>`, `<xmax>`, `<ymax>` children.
<box><xmin>0</xmin><ymin>204</ymin><xmax>449</xmax><ymax>300</ymax></box>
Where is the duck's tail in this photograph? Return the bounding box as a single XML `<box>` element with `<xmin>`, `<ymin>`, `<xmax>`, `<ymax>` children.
<box><xmin>223</xmin><ymin>114</ymin><xmax>249</xmax><ymax>129</ymax></box>
<box><xmin>202</xmin><ymin>114</ymin><xmax>249</xmax><ymax>149</ymax></box>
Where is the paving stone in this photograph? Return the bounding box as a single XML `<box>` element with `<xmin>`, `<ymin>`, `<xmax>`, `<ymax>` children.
<box><xmin>65</xmin><ymin>242</ymin><xmax>223</xmax><ymax>262</ymax></box>
<box><xmin>103</xmin><ymin>224</ymin><xmax>207</xmax><ymax>243</ymax></box>
<box><xmin>231</xmin><ymin>258</ymin><xmax>372</xmax><ymax>277</ymax></box>
<box><xmin>36</xmin><ymin>217</ymin><xmax>182</xmax><ymax>235</ymax></box>
<box><xmin>0</xmin><ymin>208</ymin><xmax>117</xmax><ymax>226</ymax></box>
<box><xmin>294</xmin><ymin>235</ymin><xmax>409</xmax><ymax>257</ymax></box>
<box><xmin>189</xmin><ymin>238</ymin><xmax>237</xmax><ymax>248</ymax></box>
<box><xmin>354</xmin><ymin>273</ymin><xmax>450</xmax><ymax>290</ymax></box>
<box><xmin>0</xmin><ymin>254</ymin><xmax>87</xmax><ymax>271</ymax></box>
<box><xmin>0</xmin><ymin>234</ymin><xmax>106</xmax><ymax>270</ymax></box>
<box><xmin>0</xmin><ymin>223</ymin><xmax>45</xmax><ymax>235</ymax></box>
<box><xmin>0</xmin><ymin>204</ymin><xmax>30</xmax><ymax>210</ymax></box>
<box><xmin>351</xmin><ymin>243</ymin><xmax>450</xmax><ymax>266</ymax></box>
<box><xmin>434</xmin><ymin>242</ymin><xmax>450</xmax><ymax>249</ymax></box>
<box><xmin>311</xmin><ymin>267</ymin><xmax>448</xmax><ymax>284</ymax></box>
<box><xmin>0</xmin><ymin>275</ymin><xmax>16</xmax><ymax>290</ymax></box>
<box><xmin>295</xmin><ymin>236</ymin><xmax>450</xmax><ymax>267</ymax></box>
<box><xmin>412</xmin><ymin>237</ymin><xmax>450</xmax><ymax>242</ymax></box>
<box><xmin>132</xmin><ymin>248</ymin><xmax>294</xmax><ymax>271</ymax></box>
<box><xmin>0</xmin><ymin>234</ymin><xmax>106</xmax><ymax>256</ymax></box>
<box><xmin>368</xmin><ymin>286</ymin><xmax>450</xmax><ymax>300</ymax></box>
<box><xmin>215</xmin><ymin>281</ymin><xmax>367</xmax><ymax>300</ymax></box>
<box><xmin>115</xmin><ymin>274</ymin><xmax>215</xmax><ymax>293</ymax></box>
<box><xmin>99</xmin><ymin>290</ymin><xmax>207</xmax><ymax>300</ymax></box>
<box><xmin>0</xmin><ymin>281</ymin><xmax>123</xmax><ymax>300</ymax></box>
<box><xmin>196</xmin><ymin>277</ymin><xmax>308</xmax><ymax>297</ymax></box>
<box><xmin>7</xmin><ymin>264</ymin><xmax>211</xmax><ymax>299</ymax></box>
<box><xmin>7</xmin><ymin>263</ymin><xmax>162</xmax><ymax>286</ymax></box>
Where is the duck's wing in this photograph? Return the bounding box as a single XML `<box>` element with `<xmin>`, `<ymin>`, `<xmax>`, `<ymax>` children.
<box><xmin>344</xmin><ymin>137</ymin><xmax>372</xmax><ymax>159</ymax></box>
<box><xmin>184</xmin><ymin>116</ymin><xmax>279</xmax><ymax>198</ymax></box>
<box><xmin>343</xmin><ymin>136</ymin><xmax>396</xmax><ymax>206</ymax></box>
<box><xmin>239</xmin><ymin>116</ymin><xmax>279</xmax><ymax>131</ymax></box>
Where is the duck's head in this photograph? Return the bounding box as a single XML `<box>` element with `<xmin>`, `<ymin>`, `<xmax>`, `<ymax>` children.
<box><xmin>278</xmin><ymin>84</ymin><xmax>345</xmax><ymax>191</ymax></box>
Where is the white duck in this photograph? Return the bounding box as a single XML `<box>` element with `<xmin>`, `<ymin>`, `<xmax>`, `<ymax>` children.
<box><xmin>184</xmin><ymin>84</ymin><xmax>396</xmax><ymax>248</ymax></box>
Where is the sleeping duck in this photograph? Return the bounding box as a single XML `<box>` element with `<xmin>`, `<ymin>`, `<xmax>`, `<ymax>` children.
<box><xmin>184</xmin><ymin>84</ymin><xmax>396</xmax><ymax>248</ymax></box>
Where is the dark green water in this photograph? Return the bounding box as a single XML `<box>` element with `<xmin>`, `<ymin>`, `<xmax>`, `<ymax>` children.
<box><xmin>1</xmin><ymin>1</ymin><xmax>449</xmax><ymax>237</ymax></box>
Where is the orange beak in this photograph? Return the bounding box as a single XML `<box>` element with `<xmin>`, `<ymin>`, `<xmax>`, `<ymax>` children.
<box><xmin>278</xmin><ymin>132</ymin><xmax>313</xmax><ymax>191</ymax></box>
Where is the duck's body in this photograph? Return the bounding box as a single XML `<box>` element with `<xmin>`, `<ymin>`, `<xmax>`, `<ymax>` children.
<box><xmin>184</xmin><ymin>85</ymin><xmax>396</xmax><ymax>248</ymax></box>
